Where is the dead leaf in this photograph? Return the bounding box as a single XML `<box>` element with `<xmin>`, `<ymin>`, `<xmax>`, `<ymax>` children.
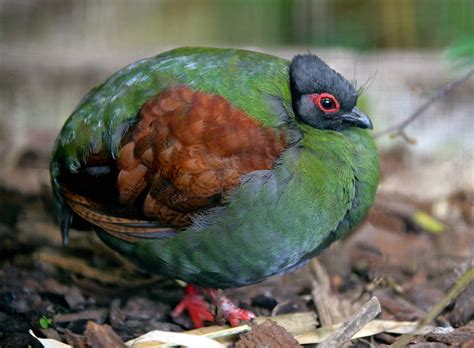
<box><xmin>84</xmin><ymin>321</ymin><xmax>126</xmax><ymax>348</ymax></box>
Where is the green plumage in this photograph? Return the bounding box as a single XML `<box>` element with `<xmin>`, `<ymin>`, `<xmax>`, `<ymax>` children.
<box><xmin>53</xmin><ymin>48</ymin><xmax>291</xmax><ymax>173</ymax></box>
<box><xmin>51</xmin><ymin>47</ymin><xmax>380</xmax><ymax>289</ymax></box>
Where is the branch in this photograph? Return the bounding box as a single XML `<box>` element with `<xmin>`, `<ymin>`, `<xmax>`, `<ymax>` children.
<box><xmin>374</xmin><ymin>69</ymin><xmax>474</xmax><ymax>140</ymax></box>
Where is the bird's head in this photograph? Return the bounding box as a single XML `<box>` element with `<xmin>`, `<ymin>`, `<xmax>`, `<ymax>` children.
<box><xmin>290</xmin><ymin>54</ymin><xmax>372</xmax><ymax>131</ymax></box>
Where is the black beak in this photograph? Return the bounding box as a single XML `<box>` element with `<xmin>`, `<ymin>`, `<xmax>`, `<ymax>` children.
<box><xmin>342</xmin><ymin>107</ymin><xmax>373</xmax><ymax>129</ymax></box>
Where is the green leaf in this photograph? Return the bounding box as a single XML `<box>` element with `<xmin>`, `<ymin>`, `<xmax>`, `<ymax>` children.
<box><xmin>413</xmin><ymin>211</ymin><xmax>445</xmax><ymax>234</ymax></box>
<box><xmin>446</xmin><ymin>36</ymin><xmax>474</xmax><ymax>68</ymax></box>
<box><xmin>39</xmin><ymin>316</ymin><xmax>53</xmax><ymax>329</ymax></box>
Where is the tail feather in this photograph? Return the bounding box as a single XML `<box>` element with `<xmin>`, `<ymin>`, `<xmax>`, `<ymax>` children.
<box><xmin>60</xmin><ymin>204</ymin><xmax>74</xmax><ymax>246</ymax></box>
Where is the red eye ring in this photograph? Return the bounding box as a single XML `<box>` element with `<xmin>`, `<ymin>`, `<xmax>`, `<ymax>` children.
<box><xmin>309</xmin><ymin>93</ymin><xmax>340</xmax><ymax>113</ymax></box>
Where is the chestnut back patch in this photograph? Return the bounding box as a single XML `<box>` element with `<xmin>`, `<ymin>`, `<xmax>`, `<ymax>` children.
<box><xmin>117</xmin><ymin>85</ymin><xmax>287</xmax><ymax>227</ymax></box>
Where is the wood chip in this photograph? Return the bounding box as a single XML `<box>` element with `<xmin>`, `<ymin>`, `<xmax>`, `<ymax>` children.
<box><xmin>375</xmin><ymin>289</ymin><xmax>424</xmax><ymax>321</ymax></box>
<box><xmin>426</xmin><ymin>326</ymin><xmax>474</xmax><ymax>346</ymax></box>
<box><xmin>235</xmin><ymin>320</ymin><xmax>301</xmax><ymax>348</ymax></box>
<box><xmin>64</xmin><ymin>329</ymin><xmax>87</xmax><ymax>348</ymax></box>
<box><xmin>54</xmin><ymin>309</ymin><xmax>108</xmax><ymax>324</ymax></box>
<box><xmin>84</xmin><ymin>321</ymin><xmax>126</xmax><ymax>348</ymax></box>
<box><xmin>311</xmin><ymin>259</ymin><xmax>355</xmax><ymax>326</ymax></box>
<box><xmin>393</xmin><ymin>264</ymin><xmax>474</xmax><ymax>347</ymax></box>
<box><xmin>36</xmin><ymin>249</ymin><xmax>161</xmax><ymax>287</ymax></box>
<box><xmin>447</xmin><ymin>281</ymin><xmax>474</xmax><ymax>326</ymax></box>
<box><xmin>64</xmin><ymin>286</ymin><xmax>86</xmax><ymax>309</ymax></box>
<box><xmin>36</xmin><ymin>251</ymin><xmax>132</xmax><ymax>285</ymax></box>
<box><xmin>110</xmin><ymin>299</ymin><xmax>127</xmax><ymax>329</ymax></box>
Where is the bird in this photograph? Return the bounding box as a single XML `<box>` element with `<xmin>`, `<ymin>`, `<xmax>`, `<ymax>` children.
<box><xmin>50</xmin><ymin>47</ymin><xmax>380</xmax><ymax>328</ymax></box>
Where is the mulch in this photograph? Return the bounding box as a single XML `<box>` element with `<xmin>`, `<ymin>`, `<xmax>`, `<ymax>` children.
<box><xmin>0</xmin><ymin>149</ymin><xmax>473</xmax><ymax>347</ymax></box>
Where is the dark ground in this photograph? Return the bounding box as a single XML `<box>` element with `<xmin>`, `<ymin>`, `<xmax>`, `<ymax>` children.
<box><xmin>0</xmin><ymin>148</ymin><xmax>473</xmax><ymax>347</ymax></box>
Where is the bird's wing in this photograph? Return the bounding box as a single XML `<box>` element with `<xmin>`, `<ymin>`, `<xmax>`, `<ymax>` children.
<box><xmin>60</xmin><ymin>188</ymin><xmax>177</xmax><ymax>242</ymax></box>
<box><xmin>56</xmin><ymin>85</ymin><xmax>289</xmax><ymax>242</ymax></box>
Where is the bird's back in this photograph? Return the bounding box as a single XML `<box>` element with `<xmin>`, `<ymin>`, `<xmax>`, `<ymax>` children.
<box><xmin>52</xmin><ymin>47</ymin><xmax>292</xmax><ymax>175</ymax></box>
<box><xmin>51</xmin><ymin>47</ymin><xmax>296</xmax><ymax>245</ymax></box>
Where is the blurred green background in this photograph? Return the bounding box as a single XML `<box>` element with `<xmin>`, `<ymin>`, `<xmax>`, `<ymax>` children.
<box><xmin>0</xmin><ymin>0</ymin><xmax>473</xmax><ymax>198</ymax></box>
<box><xmin>1</xmin><ymin>0</ymin><xmax>473</xmax><ymax>49</ymax></box>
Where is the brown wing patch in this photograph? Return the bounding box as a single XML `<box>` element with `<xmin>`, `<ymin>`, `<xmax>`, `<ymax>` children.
<box><xmin>117</xmin><ymin>85</ymin><xmax>287</xmax><ymax>227</ymax></box>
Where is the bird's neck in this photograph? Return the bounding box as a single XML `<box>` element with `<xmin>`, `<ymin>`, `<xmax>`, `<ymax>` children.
<box><xmin>298</xmin><ymin>124</ymin><xmax>354</xmax><ymax>172</ymax></box>
<box><xmin>295</xmin><ymin>124</ymin><xmax>380</xmax><ymax>241</ymax></box>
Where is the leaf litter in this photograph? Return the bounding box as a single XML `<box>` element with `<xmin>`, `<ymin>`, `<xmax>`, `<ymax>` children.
<box><xmin>0</xmin><ymin>147</ymin><xmax>473</xmax><ymax>347</ymax></box>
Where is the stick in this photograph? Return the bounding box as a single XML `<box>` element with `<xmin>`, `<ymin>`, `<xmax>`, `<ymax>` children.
<box><xmin>318</xmin><ymin>296</ymin><xmax>381</xmax><ymax>348</ymax></box>
<box><xmin>374</xmin><ymin>69</ymin><xmax>474</xmax><ymax>139</ymax></box>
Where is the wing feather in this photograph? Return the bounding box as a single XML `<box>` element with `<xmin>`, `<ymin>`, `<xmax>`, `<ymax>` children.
<box><xmin>55</xmin><ymin>85</ymin><xmax>288</xmax><ymax>242</ymax></box>
<box><xmin>62</xmin><ymin>188</ymin><xmax>177</xmax><ymax>242</ymax></box>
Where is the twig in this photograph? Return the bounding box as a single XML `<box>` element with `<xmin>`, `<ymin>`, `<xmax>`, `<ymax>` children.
<box><xmin>36</xmin><ymin>250</ymin><xmax>161</xmax><ymax>287</ymax></box>
<box><xmin>374</xmin><ymin>69</ymin><xmax>474</xmax><ymax>140</ymax></box>
<box><xmin>318</xmin><ymin>296</ymin><xmax>381</xmax><ymax>348</ymax></box>
<box><xmin>296</xmin><ymin>320</ymin><xmax>433</xmax><ymax>345</ymax></box>
<box><xmin>311</xmin><ymin>260</ymin><xmax>342</xmax><ymax>326</ymax></box>
<box><xmin>311</xmin><ymin>259</ymin><xmax>354</xmax><ymax>326</ymax></box>
<box><xmin>392</xmin><ymin>264</ymin><xmax>474</xmax><ymax>347</ymax></box>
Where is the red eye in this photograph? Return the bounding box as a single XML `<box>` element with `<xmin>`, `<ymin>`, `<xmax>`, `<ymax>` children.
<box><xmin>309</xmin><ymin>93</ymin><xmax>340</xmax><ymax>113</ymax></box>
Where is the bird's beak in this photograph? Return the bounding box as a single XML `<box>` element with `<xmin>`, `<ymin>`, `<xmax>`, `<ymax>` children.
<box><xmin>341</xmin><ymin>107</ymin><xmax>373</xmax><ymax>129</ymax></box>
